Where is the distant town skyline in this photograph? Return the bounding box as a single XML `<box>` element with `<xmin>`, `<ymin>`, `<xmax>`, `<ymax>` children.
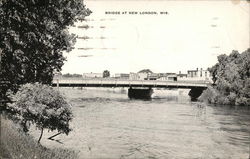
<box><xmin>61</xmin><ymin>0</ymin><xmax>249</xmax><ymax>74</ymax></box>
<box><xmin>62</xmin><ymin>68</ymin><xmax>202</xmax><ymax>75</ymax></box>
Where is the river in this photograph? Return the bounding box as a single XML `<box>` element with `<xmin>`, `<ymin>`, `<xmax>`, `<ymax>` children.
<box><xmin>32</xmin><ymin>87</ymin><xmax>250</xmax><ymax>159</ymax></box>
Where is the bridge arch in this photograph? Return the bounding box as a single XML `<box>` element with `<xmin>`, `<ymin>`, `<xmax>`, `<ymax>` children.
<box><xmin>188</xmin><ymin>87</ymin><xmax>207</xmax><ymax>101</ymax></box>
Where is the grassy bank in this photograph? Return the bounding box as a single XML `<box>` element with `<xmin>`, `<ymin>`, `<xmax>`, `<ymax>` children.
<box><xmin>0</xmin><ymin>116</ymin><xmax>78</xmax><ymax>159</ymax></box>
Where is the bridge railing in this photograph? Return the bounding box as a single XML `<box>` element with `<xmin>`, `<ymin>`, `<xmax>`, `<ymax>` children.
<box><xmin>53</xmin><ymin>78</ymin><xmax>210</xmax><ymax>87</ymax></box>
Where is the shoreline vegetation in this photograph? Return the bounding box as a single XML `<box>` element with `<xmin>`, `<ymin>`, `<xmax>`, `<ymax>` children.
<box><xmin>199</xmin><ymin>48</ymin><xmax>250</xmax><ymax>106</ymax></box>
<box><xmin>0</xmin><ymin>83</ymin><xmax>75</xmax><ymax>158</ymax></box>
<box><xmin>0</xmin><ymin>115</ymin><xmax>78</xmax><ymax>159</ymax></box>
<box><xmin>0</xmin><ymin>1</ymin><xmax>91</xmax><ymax>158</ymax></box>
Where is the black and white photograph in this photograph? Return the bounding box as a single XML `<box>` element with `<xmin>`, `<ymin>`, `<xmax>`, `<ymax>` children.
<box><xmin>0</xmin><ymin>0</ymin><xmax>250</xmax><ymax>158</ymax></box>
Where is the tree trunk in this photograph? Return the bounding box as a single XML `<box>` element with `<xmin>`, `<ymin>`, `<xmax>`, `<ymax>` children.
<box><xmin>38</xmin><ymin>127</ymin><xmax>43</xmax><ymax>143</ymax></box>
<box><xmin>48</xmin><ymin>132</ymin><xmax>62</xmax><ymax>140</ymax></box>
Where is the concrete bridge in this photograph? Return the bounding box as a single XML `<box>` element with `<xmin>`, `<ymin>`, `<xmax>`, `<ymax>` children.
<box><xmin>52</xmin><ymin>78</ymin><xmax>211</xmax><ymax>100</ymax></box>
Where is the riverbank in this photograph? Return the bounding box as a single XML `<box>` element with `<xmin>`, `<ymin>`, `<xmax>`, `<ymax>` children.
<box><xmin>0</xmin><ymin>116</ymin><xmax>78</xmax><ymax>159</ymax></box>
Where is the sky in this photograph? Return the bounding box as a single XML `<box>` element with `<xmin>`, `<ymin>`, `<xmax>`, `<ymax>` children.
<box><xmin>61</xmin><ymin>0</ymin><xmax>249</xmax><ymax>75</ymax></box>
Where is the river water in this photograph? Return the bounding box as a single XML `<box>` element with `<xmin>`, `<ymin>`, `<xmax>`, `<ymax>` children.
<box><xmin>35</xmin><ymin>87</ymin><xmax>250</xmax><ymax>159</ymax></box>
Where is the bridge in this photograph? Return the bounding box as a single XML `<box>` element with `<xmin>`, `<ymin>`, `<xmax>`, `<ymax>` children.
<box><xmin>52</xmin><ymin>78</ymin><xmax>211</xmax><ymax>100</ymax></box>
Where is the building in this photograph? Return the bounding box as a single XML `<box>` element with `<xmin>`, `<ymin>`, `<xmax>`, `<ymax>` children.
<box><xmin>82</xmin><ymin>73</ymin><xmax>103</xmax><ymax>78</ymax></box>
<box><xmin>129</xmin><ymin>72</ymin><xmax>140</xmax><ymax>80</ymax></box>
<box><xmin>177</xmin><ymin>71</ymin><xmax>187</xmax><ymax>80</ymax></box>
<box><xmin>138</xmin><ymin>72</ymin><xmax>148</xmax><ymax>80</ymax></box>
<box><xmin>167</xmin><ymin>74</ymin><xmax>177</xmax><ymax>81</ymax></box>
<box><xmin>147</xmin><ymin>73</ymin><xmax>158</xmax><ymax>80</ymax></box>
<box><xmin>115</xmin><ymin>73</ymin><xmax>130</xmax><ymax>79</ymax></box>
<box><xmin>158</xmin><ymin>76</ymin><xmax>168</xmax><ymax>81</ymax></box>
<box><xmin>187</xmin><ymin>68</ymin><xmax>211</xmax><ymax>80</ymax></box>
<box><xmin>129</xmin><ymin>72</ymin><xmax>153</xmax><ymax>80</ymax></box>
<box><xmin>187</xmin><ymin>68</ymin><xmax>199</xmax><ymax>78</ymax></box>
<box><xmin>157</xmin><ymin>73</ymin><xmax>177</xmax><ymax>81</ymax></box>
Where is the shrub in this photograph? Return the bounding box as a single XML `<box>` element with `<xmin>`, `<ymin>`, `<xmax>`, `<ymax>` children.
<box><xmin>235</xmin><ymin>97</ymin><xmax>250</xmax><ymax>106</ymax></box>
<box><xmin>199</xmin><ymin>86</ymin><xmax>219</xmax><ymax>104</ymax></box>
<box><xmin>7</xmin><ymin>83</ymin><xmax>73</xmax><ymax>143</ymax></box>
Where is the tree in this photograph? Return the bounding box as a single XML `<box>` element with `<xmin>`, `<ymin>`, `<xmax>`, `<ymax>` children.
<box><xmin>7</xmin><ymin>83</ymin><xmax>73</xmax><ymax>143</ymax></box>
<box><xmin>199</xmin><ymin>48</ymin><xmax>250</xmax><ymax>106</ymax></box>
<box><xmin>103</xmin><ymin>70</ymin><xmax>110</xmax><ymax>78</ymax></box>
<box><xmin>62</xmin><ymin>73</ymin><xmax>82</xmax><ymax>78</ymax></box>
<box><xmin>0</xmin><ymin>0</ymin><xmax>91</xmax><ymax>99</ymax></box>
<box><xmin>208</xmin><ymin>63</ymin><xmax>219</xmax><ymax>84</ymax></box>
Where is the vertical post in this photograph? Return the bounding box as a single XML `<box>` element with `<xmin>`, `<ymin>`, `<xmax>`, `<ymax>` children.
<box><xmin>54</xmin><ymin>71</ymin><xmax>60</xmax><ymax>91</ymax></box>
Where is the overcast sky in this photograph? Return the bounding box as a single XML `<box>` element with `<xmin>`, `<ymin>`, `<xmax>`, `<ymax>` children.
<box><xmin>61</xmin><ymin>0</ymin><xmax>249</xmax><ymax>75</ymax></box>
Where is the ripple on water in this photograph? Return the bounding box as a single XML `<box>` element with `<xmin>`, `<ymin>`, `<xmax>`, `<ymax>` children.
<box><xmin>33</xmin><ymin>88</ymin><xmax>250</xmax><ymax>159</ymax></box>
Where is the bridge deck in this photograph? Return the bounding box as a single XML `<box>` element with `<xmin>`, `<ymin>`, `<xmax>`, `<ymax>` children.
<box><xmin>52</xmin><ymin>79</ymin><xmax>209</xmax><ymax>89</ymax></box>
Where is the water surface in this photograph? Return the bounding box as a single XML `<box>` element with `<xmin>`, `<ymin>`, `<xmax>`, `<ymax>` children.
<box><xmin>32</xmin><ymin>88</ymin><xmax>250</xmax><ymax>159</ymax></box>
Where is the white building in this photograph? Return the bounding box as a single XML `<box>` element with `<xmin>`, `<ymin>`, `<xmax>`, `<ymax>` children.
<box><xmin>82</xmin><ymin>73</ymin><xmax>103</xmax><ymax>78</ymax></box>
<box><xmin>129</xmin><ymin>72</ymin><xmax>139</xmax><ymax>80</ymax></box>
<box><xmin>187</xmin><ymin>68</ymin><xmax>211</xmax><ymax>81</ymax></box>
<box><xmin>138</xmin><ymin>73</ymin><xmax>148</xmax><ymax>80</ymax></box>
<box><xmin>157</xmin><ymin>73</ymin><xmax>177</xmax><ymax>81</ymax></box>
<box><xmin>115</xmin><ymin>73</ymin><xmax>130</xmax><ymax>79</ymax></box>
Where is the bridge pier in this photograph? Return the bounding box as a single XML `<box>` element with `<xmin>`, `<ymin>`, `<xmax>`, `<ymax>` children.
<box><xmin>188</xmin><ymin>87</ymin><xmax>206</xmax><ymax>101</ymax></box>
<box><xmin>128</xmin><ymin>87</ymin><xmax>153</xmax><ymax>99</ymax></box>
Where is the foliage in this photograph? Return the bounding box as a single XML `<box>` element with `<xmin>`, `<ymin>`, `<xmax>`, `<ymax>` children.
<box><xmin>138</xmin><ymin>69</ymin><xmax>153</xmax><ymax>74</ymax></box>
<box><xmin>7</xmin><ymin>83</ymin><xmax>73</xmax><ymax>142</ymax></box>
<box><xmin>103</xmin><ymin>70</ymin><xmax>110</xmax><ymax>78</ymax></box>
<box><xmin>0</xmin><ymin>0</ymin><xmax>91</xmax><ymax>95</ymax></box>
<box><xmin>62</xmin><ymin>73</ymin><xmax>82</xmax><ymax>78</ymax></box>
<box><xmin>199</xmin><ymin>86</ymin><xmax>219</xmax><ymax>104</ymax></box>
<box><xmin>199</xmin><ymin>48</ymin><xmax>250</xmax><ymax>106</ymax></box>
